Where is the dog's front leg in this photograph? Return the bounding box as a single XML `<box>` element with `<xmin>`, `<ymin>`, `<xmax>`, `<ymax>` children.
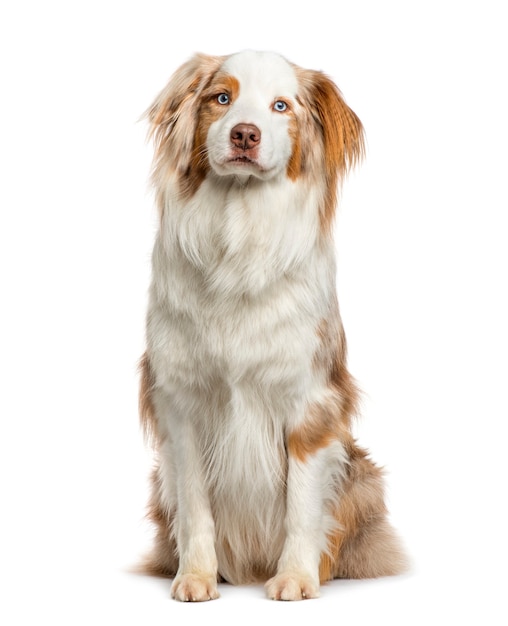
<box><xmin>159</xmin><ymin>403</ymin><xmax>219</xmax><ymax>602</ymax></box>
<box><xmin>266</xmin><ymin>438</ymin><xmax>344</xmax><ymax>601</ymax></box>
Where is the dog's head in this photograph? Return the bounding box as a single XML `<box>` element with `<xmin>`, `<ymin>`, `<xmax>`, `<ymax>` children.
<box><xmin>146</xmin><ymin>50</ymin><xmax>364</xmax><ymax>228</ymax></box>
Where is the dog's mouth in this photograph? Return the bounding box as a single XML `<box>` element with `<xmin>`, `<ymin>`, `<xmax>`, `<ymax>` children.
<box><xmin>228</xmin><ymin>155</ymin><xmax>257</xmax><ymax>165</ymax></box>
<box><xmin>211</xmin><ymin>153</ymin><xmax>274</xmax><ymax>179</ymax></box>
<box><xmin>222</xmin><ymin>155</ymin><xmax>268</xmax><ymax>175</ymax></box>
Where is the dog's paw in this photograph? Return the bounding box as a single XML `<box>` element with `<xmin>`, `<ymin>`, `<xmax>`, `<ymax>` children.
<box><xmin>171</xmin><ymin>573</ymin><xmax>219</xmax><ymax>602</ymax></box>
<box><xmin>265</xmin><ymin>572</ymin><xmax>320</xmax><ymax>601</ymax></box>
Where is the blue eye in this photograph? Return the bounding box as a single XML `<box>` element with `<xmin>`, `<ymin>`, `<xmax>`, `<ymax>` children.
<box><xmin>217</xmin><ymin>93</ymin><xmax>230</xmax><ymax>105</ymax></box>
<box><xmin>273</xmin><ymin>100</ymin><xmax>287</xmax><ymax>112</ymax></box>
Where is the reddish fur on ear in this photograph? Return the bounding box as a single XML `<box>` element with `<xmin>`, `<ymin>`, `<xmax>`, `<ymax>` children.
<box><xmin>312</xmin><ymin>72</ymin><xmax>365</xmax><ymax>175</ymax></box>
<box><xmin>144</xmin><ymin>53</ymin><xmax>225</xmax><ymax>205</ymax></box>
<box><xmin>297</xmin><ymin>69</ymin><xmax>365</xmax><ymax>233</ymax></box>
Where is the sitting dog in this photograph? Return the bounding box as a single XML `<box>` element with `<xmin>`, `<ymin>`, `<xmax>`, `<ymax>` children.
<box><xmin>139</xmin><ymin>50</ymin><xmax>407</xmax><ymax>601</ymax></box>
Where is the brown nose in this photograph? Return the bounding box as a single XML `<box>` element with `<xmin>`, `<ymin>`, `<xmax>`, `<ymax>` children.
<box><xmin>230</xmin><ymin>124</ymin><xmax>261</xmax><ymax>150</ymax></box>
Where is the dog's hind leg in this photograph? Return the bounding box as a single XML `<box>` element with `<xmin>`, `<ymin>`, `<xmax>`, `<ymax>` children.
<box><xmin>320</xmin><ymin>442</ymin><xmax>408</xmax><ymax>581</ymax></box>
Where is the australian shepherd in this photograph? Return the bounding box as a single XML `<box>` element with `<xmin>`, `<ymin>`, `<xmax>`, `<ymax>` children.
<box><xmin>139</xmin><ymin>50</ymin><xmax>407</xmax><ymax>601</ymax></box>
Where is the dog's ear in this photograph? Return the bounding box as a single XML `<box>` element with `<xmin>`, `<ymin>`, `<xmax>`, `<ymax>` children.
<box><xmin>300</xmin><ymin>69</ymin><xmax>364</xmax><ymax>176</ymax></box>
<box><xmin>145</xmin><ymin>54</ymin><xmax>224</xmax><ymax>180</ymax></box>
<box><xmin>297</xmin><ymin>69</ymin><xmax>365</xmax><ymax>231</ymax></box>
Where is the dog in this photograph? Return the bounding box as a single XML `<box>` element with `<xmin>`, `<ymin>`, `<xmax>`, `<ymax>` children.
<box><xmin>139</xmin><ymin>50</ymin><xmax>407</xmax><ymax>601</ymax></box>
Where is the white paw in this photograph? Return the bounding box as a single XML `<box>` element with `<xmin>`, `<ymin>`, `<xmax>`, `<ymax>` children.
<box><xmin>171</xmin><ymin>573</ymin><xmax>219</xmax><ymax>602</ymax></box>
<box><xmin>265</xmin><ymin>572</ymin><xmax>320</xmax><ymax>601</ymax></box>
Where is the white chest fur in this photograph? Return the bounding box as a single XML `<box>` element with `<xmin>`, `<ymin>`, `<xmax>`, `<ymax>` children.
<box><xmin>148</xmin><ymin>173</ymin><xmax>334</xmax><ymax>389</ymax></box>
<box><xmin>146</xmin><ymin>173</ymin><xmax>337</xmax><ymax>582</ymax></box>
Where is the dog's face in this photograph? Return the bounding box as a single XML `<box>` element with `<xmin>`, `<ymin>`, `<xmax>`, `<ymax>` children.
<box><xmin>201</xmin><ymin>51</ymin><xmax>298</xmax><ymax>181</ymax></box>
<box><xmin>147</xmin><ymin>50</ymin><xmax>364</xmax><ymax>229</ymax></box>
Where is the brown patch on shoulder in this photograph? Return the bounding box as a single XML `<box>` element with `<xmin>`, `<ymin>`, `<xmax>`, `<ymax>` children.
<box><xmin>138</xmin><ymin>352</ymin><xmax>159</xmax><ymax>444</ymax></box>
<box><xmin>315</xmin><ymin>307</ymin><xmax>360</xmax><ymax>415</ymax></box>
<box><xmin>289</xmin><ymin>303</ymin><xmax>360</xmax><ymax>462</ymax></box>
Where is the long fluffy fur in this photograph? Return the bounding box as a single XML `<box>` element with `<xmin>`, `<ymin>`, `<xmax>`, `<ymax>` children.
<box><xmin>139</xmin><ymin>50</ymin><xmax>407</xmax><ymax>601</ymax></box>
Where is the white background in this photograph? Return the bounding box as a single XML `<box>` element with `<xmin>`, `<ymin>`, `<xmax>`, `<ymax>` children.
<box><xmin>1</xmin><ymin>1</ymin><xmax>507</xmax><ymax>624</ymax></box>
